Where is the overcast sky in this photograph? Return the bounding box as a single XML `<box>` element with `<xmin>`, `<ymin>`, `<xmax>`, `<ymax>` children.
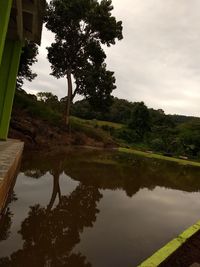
<box><xmin>24</xmin><ymin>0</ymin><xmax>200</xmax><ymax>116</ymax></box>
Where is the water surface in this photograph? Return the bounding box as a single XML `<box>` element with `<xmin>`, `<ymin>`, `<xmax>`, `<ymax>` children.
<box><xmin>0</xmin><ymin>148</ymin><xmax>200</xmax><ymax>267</ymax></box>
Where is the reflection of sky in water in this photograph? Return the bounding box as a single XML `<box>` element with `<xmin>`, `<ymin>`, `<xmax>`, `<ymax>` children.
<box><xmin>75</xmin><ymin>188</ymin><xmax>200</xmax><ymax>267</ymax></box>
<box><xmin>0</xmin><ymin>149</ymin><xmax>200</xmax><ymax>266</ymax></box>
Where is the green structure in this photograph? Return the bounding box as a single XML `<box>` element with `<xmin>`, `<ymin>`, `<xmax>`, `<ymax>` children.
<box><xmin>0</xmin><ymin>0</ymin><xmax>45</xmax><ymax>140</ymax></box>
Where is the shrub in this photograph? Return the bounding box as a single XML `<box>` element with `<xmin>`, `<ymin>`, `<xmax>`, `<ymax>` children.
<box><xmin>150</xmin><ymin>138</ymin><xmax>165</xmax><ymax>152</ymax></box>
<box><xmin>113</xmin><ymin>128</ymin><xmax>140</xmax><ymax>143</ymax></box>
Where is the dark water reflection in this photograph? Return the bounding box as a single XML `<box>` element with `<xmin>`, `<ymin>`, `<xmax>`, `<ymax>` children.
<box><xmin>0</xmin><ymin>148</ymin><xmax>200</xmax><ymax>267</ymax></box>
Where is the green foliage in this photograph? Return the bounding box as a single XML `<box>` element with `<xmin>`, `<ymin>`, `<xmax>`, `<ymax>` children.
<box><xmin>13</xmin><ymin>90</ymin><xmax>61</xmax><ymax>125</ymax></box>
<box><xmin>113</xmin><ymin>128</ymin><xmax>140</xmax><ymax>143</ymax></box>
<box><xmin>178</xmin><ymin>121</ymin><xmax>200</xmax><ymax>157</ymax></box>
<box><xmin>71</xmin><ymin>98</ymin><xmax>200</xmax><ymax>159</ymax></box>
<box><xmin>37</xmin><ymin>92</ymin><xmax>60</xmax><ymax>111</ymax></box>
<box><xmin>128</xmin><ymin>102</ymin><xmax>151</xmax><ymax>138</ymax></box>
<box><xmin>71</xmin><ymin>100</ymin><xmax>96</xmax><ymax>120</ymax></box>
<box><xmin>71</xmin><ymin>98</ymin><xmax>135</xmax><ymax>123</ymax></box>
<box><xmin>17</xmin><ymin>40</ymin><xmax>38</xmax><ymax>89</ymax></box>
<box><xmin>149</xmin><ymin>108</ymin><xmax>175</xmax><ymax>128</ymax></box>
<box><xmin>169</xmin><ymin>114</ymin><xmax>200</xmax><ymax>125</ymax></box>
<box><xmin>108</xmin><ymin>98</ymin><xmax>134</xmax><ymax>123</ymax></box>
<box><xmin>75</xmin><ymin>63</ymin><xmax>116</xmax><ymax>110</ymax></box>
<box><xmin>150</xmin><ymin>138</ymin><xmax>165</xmax><ymax>152</ymax></box>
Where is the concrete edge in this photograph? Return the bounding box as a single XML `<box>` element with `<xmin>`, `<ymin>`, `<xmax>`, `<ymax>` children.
<box><xmin>138</xmin><ymin>220</ymin><xmax>200</xmax><ymax>267</ymax></box>
<box><xmin>0</xmin><ymin>141</ymin><xmax>24</xmax><ymax>215</ymax></box>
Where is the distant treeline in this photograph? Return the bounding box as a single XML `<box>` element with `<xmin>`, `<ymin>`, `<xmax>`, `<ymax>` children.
<box><xmin>72</xmin><ymin>97</ymin><xmax>198</xmax><ymax>125</ymax></box>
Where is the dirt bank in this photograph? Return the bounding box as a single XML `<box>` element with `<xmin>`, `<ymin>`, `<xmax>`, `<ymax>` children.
<box><xmin>8</xmin><ymin>108</ymin><xmax>116</xmax><ymax>151</ymax></box>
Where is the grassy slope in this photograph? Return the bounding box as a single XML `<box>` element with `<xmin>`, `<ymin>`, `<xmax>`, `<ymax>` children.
<box><xmin>70</xmin><ymin>116</ymin><xmax>123</xmax><ymax>129</ymax></box>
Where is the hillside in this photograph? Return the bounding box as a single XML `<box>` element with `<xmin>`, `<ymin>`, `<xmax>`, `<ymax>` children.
<box><xmin>9</xmin><ymin>89</ymin><xmax>200</xmax><ymax>160</ymax></box>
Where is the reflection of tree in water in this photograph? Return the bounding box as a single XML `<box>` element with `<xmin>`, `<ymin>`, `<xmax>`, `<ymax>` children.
<box><xmin>0</xmin><ymin>184</ymin><xmax>102</xmax><ymax>267</ymax></box>
<box><xmin>22</xmin><ymin>149</ymin><xmax>200</xmax><ymax>199</ymax></box>
<box><xmin>47</xmin><ymin>161</ymin><xmax>63</xmax><ymax>211</ymax></box>
<box><xmin>2</xmin><ymin>149</ymin><xmax>199</xmax><ymax>266</ymax></box>
<box><xmin>0</xmin><ymin>192</ymin><xmax>17</xmax><ymax>242</ymax></box>
<box><xmin>0</xmin><ymin>209</ymin><xmax>12</xmax><ymax>241</ymax></box>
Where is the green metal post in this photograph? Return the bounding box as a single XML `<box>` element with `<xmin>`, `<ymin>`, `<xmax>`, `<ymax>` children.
<box><xmin>0</xmin><ymin>39</ymin><xmax>22</xmax><ymax>140</ymax></box>
<box><xmin>0</xmin><ymin>0</ymin><xmax>13</xmax><ymax>64</ymax></box>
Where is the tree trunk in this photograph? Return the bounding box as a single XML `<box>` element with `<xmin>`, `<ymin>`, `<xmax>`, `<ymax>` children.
<box><xmin>47</xmin><ymin>161</ymin><xmax>63</xmax><ymax>212</ymax></box>
<box><xmin>47</xmin><ymin>170</ymin><xmax>61</xmax><ymax>212</ymax></box>
<box><xmin>65</xmin><ymin>71</ymin><xmax>73</xmax><ymax>127</ymax></box>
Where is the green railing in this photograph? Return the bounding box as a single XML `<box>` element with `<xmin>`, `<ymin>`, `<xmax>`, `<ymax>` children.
<box><xmin>0</xmin><ymin>0</ymin><xmax>22</xmax><ymax>140</ymax></box>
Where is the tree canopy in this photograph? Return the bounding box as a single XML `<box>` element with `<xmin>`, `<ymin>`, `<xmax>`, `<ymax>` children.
<box><xmin>17</xmin><ymin>40</ymin><xmax>38</xmax><ymax>89</ymax></box>
<box><xmin>129</xmin><ymin>102</ymin><xmax>151</xmax><ymax>138</ymax></box>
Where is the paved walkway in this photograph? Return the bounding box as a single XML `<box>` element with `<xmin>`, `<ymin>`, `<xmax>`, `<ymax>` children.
<box><xmin>0</xmin><ymin>139</ymin><xmax>24</xmax><ymax>213</ymax></box>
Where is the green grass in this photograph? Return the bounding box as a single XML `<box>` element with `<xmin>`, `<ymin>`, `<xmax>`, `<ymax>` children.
<box><xmin>93</xmin><ymin>120</ymin><xmax>123</xmax><ymax>129</ymax></box>
<box><xmin>70</xmin><ymin>116</ymin><xmax>87</xmax><ymax>125</ymax></box>
<box><xmin>70</xmin><ymin>116</ymin><xmax>123</xmax><ymax>129</ymax></box>
<box><xmin>14</xmin><ymin>91</ymin><xmax>61</xmax><ymax>125</ymax></box>
<box><xmin>118</xmin><ymin>147</ymin><xmax>200</xmax><ymax>167</ymax></box>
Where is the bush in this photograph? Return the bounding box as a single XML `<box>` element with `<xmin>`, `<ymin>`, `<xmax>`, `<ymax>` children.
<box><xmin>13</xmin><ymin>89</ymin><xmax>61</xmax><ymax>125</ymax></box>
<box><xmin>150</xmin><ymin>138</ymin><xmax>165</xmax><ymax>152</ymax></box>
<box><xmin>113</xmin><ymin>128</ymin><xmax>140</xmax><ymax>143</ymax></box>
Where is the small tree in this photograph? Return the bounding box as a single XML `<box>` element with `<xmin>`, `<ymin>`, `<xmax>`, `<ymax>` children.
<box><xmin>37</xmin><ymin>92</ymin><xmax>58</xmax><ymax>103</ymax></box>
<box><xmin>17</xmin><ymin>40</ymin><xmax>38</xmax><ymax>89</ymax></box>
<box><xmin>37</xmin><ymin>92</ymin><xmax>60</xmax><ymax>111</ymax></box>
<box><xmin>45</xmin><ymin>0</ymin><xmax>123</xmax><ymax>126</ymax></box>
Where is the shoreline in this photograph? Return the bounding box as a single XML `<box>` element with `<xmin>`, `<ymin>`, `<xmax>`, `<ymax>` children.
<box><xmin>118</xmin><ymin>147</ymin><xmax>200</xmax><ymax>167</ymax></box>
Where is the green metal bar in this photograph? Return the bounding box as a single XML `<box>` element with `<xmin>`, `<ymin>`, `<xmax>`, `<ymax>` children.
<box><xmin>0</xmin><ymin>0</ymin><xmax>13</xmax><ymax>64</ymax></box>
<box><xmin>138</xmin><ymin>220</ymin><xmax>200</xmax><ymax>266</ymax></box>
<box><xmin>0</xmin><ymin>39</ymin><xmax>22</xmax><ymax>140</ymax></box>
<box><xmin>0</xmin><ymin>41</ymin><xmax>13</xmax><ymax>121</ymax></box>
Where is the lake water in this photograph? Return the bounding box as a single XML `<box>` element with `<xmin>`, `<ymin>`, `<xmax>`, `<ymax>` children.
<box><xmin>0</xmin><ymin>148</ymin><xmax>200</xmax><ymax>267</ymax></box>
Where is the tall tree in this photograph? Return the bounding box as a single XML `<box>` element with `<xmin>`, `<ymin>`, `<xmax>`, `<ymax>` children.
<box><xmin>45</xmin><ymin>0</ymin><xmax>123</xmax><ymax>125</ymax></box>
<box><xmin>17</xmin><ymin>40</ymin><xmax>38</xmax><ymax>89</ymax></box>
